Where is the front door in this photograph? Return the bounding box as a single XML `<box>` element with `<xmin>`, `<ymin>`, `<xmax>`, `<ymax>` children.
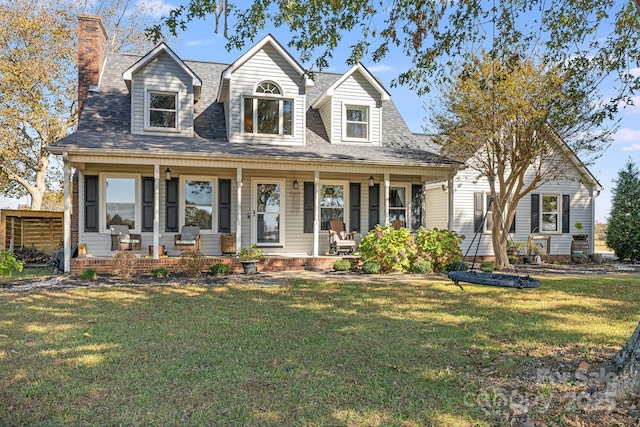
<box><xmin>252</xmin><ymin>180</ymin><xmax>283</xmax><ymax>246</ymax></box>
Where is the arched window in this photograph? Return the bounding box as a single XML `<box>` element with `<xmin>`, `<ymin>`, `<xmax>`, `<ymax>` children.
<box><xmin>243</xmin><ymin>81</ymin><xmax>292</xmax><ymax>136</ymax></box>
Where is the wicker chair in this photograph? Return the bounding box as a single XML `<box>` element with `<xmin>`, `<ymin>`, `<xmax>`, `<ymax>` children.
<box><xmin>110</xmin><ymin>225</ymin><xmax>142</xmax><ymax>251</ymax></box>
<box><xmin>174</xmin><ymin>226</ymin><xmax>201</xmax><ymax>251</ymax></box>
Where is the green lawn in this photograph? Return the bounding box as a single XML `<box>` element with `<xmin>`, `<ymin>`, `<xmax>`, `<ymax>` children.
<box><xmin>0</xmin><ymin>275</ymin><xmax>638</xmax><ymax>426</ymax></box>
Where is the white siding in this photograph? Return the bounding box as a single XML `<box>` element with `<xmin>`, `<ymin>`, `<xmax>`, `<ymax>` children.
<box><xmin>131</xmin><ymin>52</ymin><xmax>194</xmax><ymax>137</ymax></box>
<box><xmin>425</xmin><ymin>187</ymin><xmax>449</xmax><ymax>229</ymax></box>
<box><xmin>227</xmin><ymin>44</ymin><xmax>306</xmax><ymax>145</ymax></box>
<box><xmin>330</xmin><ymin>73</ymin><xmax>382</xmax><ymax>146</ymax></box>
<box><xmin>451</xmin><ymin>167</ymin><xmax>596</xmax><ymax>257</ymax></box>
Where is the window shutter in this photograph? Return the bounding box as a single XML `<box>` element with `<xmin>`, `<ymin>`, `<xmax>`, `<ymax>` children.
<box><xmin>562</xmin><ymin>194</ymin><xmax>570</xmax><ymax>233</ymax></box>
<box><xmin>474</xmin><ymin>192</ymin><xmax>483</xmax><ymax>233</ymax></box>
<box><xmin>368</xmin><ymin>184</ymin><xmax>380</xmax><ymax>231</ymax></box>
<box><xmin>531</xmin><ymin>193</ymin><xmax>540</xmax><ymax>233</ymax></box>
<box><xmin>509</xmin><ymin>213</ymin><xmax>516</xmax><ymax>233</ymax></box>
<box><xmin>142</xmin><ymin>177</ymin><xmax>154</xmax><ymax>232</ymax></box>
<box><xmin>165</xmin><ymin>178</ymin><xmax>179</xmax><ymax>232</ymax></box>
<box><xmin>303</xmin><ymin>182</ymin><xmax>314</xmax><ymax>233</ymax></box>
<box><xmin>349</xmin><ymin>183</ymin><xmax>361</xmax><ymax>233</ymax></box>
<box><xmin>411</xmin><ymin>184</ymin><xmax>424</xmax><ymax>230</ymax></box>
<box><xmin>219</xmin><ymin>179</ymin><xmax>232</xmax><ymax>233</ymax></box>
<box><xmin>84</xmin><ymin>175</ymin><xmax>99</xmax><ymax>232</ymax></box>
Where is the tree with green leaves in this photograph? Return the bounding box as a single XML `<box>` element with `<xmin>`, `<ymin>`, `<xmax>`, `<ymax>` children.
<box><xmin>606</xmin><ymin>159</ymin><xmax>640</xmax><ymax>261</ymax></box>
<box><xmin>0</xmin><ymin>0</ymin><xmax>168</xmax><ymax>210</ymax></box>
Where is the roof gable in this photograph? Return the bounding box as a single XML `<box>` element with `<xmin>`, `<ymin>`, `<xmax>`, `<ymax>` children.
<box><xmin>311</xmin><ymin>63</ymin><xmax>391</xmax><ymax>109</ymax></box>
<box><xmin>122</xmin><ymin>43</ymin><xmax>203</xmax><ymax>101</ymax></box>
<box><xmin>216</xmin><ymin>34</ymin><xmax>313</xmax><ymax>102</ymax></box>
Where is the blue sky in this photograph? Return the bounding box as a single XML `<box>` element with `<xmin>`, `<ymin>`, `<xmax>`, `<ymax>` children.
<box><xmin>3</xmin><ymin>1</ymin><xmax>638</xmax><ymax>223</ymax></box>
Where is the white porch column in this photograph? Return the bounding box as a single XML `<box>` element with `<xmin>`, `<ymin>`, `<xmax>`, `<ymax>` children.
<box><xmin>422</xmin><ymin>180</ymin><xmax>429</xmax><ymax>228</ymax></box>
<box><xmin>63</xmin><ymin>152</ymin><xmax>71</xmax><ymax>272</ymax></box>
<box><xmin>313</xmin><ymin>170</ymin><xmax>320</xmax><ymax>257</ymax></box>
<box><xmin>383</xmin><ymin>173</ymin><xmax>390</xmax><ymax>226</ymax></box>
<box><xmin>236</xmin><ymin>168</ymin><xmax>242</xmax><ymax>254</ymax></box>
<box><xmin>153</xmin><ymin>164</ymin><xmax>160</xmax><ymax>259</ymax></box>
<box><xmin>447</xmin><ymin>175</ymin><xmax>454</xmax><ymax>230</ymax></box>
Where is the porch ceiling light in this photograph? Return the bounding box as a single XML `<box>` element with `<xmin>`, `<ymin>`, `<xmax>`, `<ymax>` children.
<box><xmin>368</xmin><ymin>175</ymin><xmax>375</xmax><ymax>187</ymax></box>
<box><xmin>165</xmin><ymin>168</ymin><xmax>171</xmax><ymax>180</ymax></box>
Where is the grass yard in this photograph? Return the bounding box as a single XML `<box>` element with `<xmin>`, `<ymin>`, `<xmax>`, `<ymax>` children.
<box><xmin>0</xmin><ymin>274</ymin><xmax>638</xmax><ymax>426</ymax></box>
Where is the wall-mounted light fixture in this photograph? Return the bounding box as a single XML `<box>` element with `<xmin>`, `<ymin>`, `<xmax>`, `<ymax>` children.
<box><xmin>165</xmin><ymin>168</ymin><xmax>171</xmax><ymax>180</ymax></box>
<box><xmin>293</xmin><ymin>180</ymin><xmax>299</xmax><ymax>190</ymax></box>
<box><xmin>441</xmin><ymin>183</ymin><xmax>448</xmax><ymax>193</ymax></box>
<box><xmin>368</xmin><ymin>175</ymin><xmax>375</xmax><ymax>187</ymax></box>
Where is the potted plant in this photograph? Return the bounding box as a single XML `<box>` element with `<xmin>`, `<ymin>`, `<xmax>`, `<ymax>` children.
<box><xmin>237</xmin><ymin>244</ymin><xmax>264</xmax><ymax>274</ymax></box>
<box><xmin>507</xmin><ymin>240</ymin><xmax>524</xmax><ymax>257</ymax></box>
<box><xmin>573</xmin><ymin>222</ymin><xmax>588</xmax><ymax>240</ymax></box>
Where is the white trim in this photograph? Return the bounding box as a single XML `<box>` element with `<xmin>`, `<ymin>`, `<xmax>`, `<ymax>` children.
<box><xmin>251</xmin><ymin>178</ymin><xmax>286</xmax><ymax>247</ymax></box>
<box><xmin>99</xmin><ymin>172</ymin><xmax>141</xmax><ymax>233</ymax></box>
<box><xmin>342</xmin><ymin>104</ymin><xmax>370</xmax><ymax>142</ymax></box>
<box><xmin>179</xmin><ymin>175</ymin><xmax>218</xmax><ymax>234</ymax></box>
<box><xmin>318</xmin><ymin>180</ymin><xmax>350</xmax><ymax>231</ymax></box>
<box><xmin>144</xmin><ymin>88</ymin><xmax>181</xmax><ymax>132</ymax></box>
<box><xmin>389</xmin><ymin>183</ymin><xmax>411</xmax><ymax>229</ymax></box>
<box><xmin>539</xmin><ymin>193</ymin><xmax>562</xmax><ymax>234</ymax></box>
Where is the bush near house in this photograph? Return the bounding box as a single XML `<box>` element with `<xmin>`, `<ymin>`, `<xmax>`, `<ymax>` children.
<box><xmin>359</xmin><ymin>225</ymin><xmax>463</xmax><ymax>274</ymax></box>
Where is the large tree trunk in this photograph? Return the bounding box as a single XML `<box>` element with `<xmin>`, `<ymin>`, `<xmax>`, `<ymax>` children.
<box><xmin>604</xmin><ymin>320</ymin><xmax>640</xmax><ymax>398</ymax></box>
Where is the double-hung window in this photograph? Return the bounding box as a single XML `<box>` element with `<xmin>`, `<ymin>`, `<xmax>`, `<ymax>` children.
<box><xmin>104</xmin><ymin>175</ymin><xmax>138</xmax><ymax>231</ymax></box>
<box><xmin>320</xmin><ymin>184</ymin><xmax>345</xmax><ymax>231</ymax></box>
<box><xmin>147</xmin><ymin>91</ymin><xmax>177</xmax><ymax>129</ymax></box>
<box><xmin>184</xmin><ymin>179</ymin><xmax>214</xmax><ymax>231</ymax></box>
<box><xmin>541</xmin><ymin>194</ymin><xmax>560</xmax><ymax>232</ymax></box>
<box><xmin>389</xmin><ymin>186</ymin><xmax>407</xmax><ymax>224</ymax></box>
<box><xmin>345</xmin><ymin>106</ymin><xmax>369</xmax><ymax>140</ymax></box>
<box><xmin>244</xmin><ymin>81</ymin><xmax>293</xmax><ymax>136</ymax></box>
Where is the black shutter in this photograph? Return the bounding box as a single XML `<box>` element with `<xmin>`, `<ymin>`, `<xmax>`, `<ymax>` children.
<box><xmin>368</xmin><ymin>184</ymin><xmax>380</xmax><ymax>230</ymax></box>
<box><xmin>531</xmin><ymin>193</ymin><xmax>540</xmax><ymax>233</ymax></box>
<box><xmin>349</xmin><ymin>183</ymin><xmax>361</xmax><ymax>233</ymax></box>
<box><xmin>165</xmin><ymin>178</ymin><xmax>179</xmax><ymax>232</ymax></box>
<box><xmin>142</xmin><ymin>177</ymin><xmax>154</xmax><ymax>232</ymax></box>
<box><xmin>84</xmin><ymin>175</ymin><xmax>99</xmax><ymax>232</ymax></box>
<box><xmin>562</xmin><ymin>194</ymin><xmax>570</xmax><ymax>233</ymax></box>
<box><xmin>219</xmin><ymin>179</ymin><xmax>232</xmax><ymax>233</ymax></box>
<box><xmin>411</xmin><ymin>184</ymin><xmax>424</xmax><ymax>230</ymax></box>
<box><xmin>303</xmin><ymin>182</ymin><xmax>314</xmax><ymax>233</ymax></box>
<box><xmin>509</xmin><ymin>213</ymin><xmax>516</xmax><ymax>233</ymax></box>
<box><xmin>474</xmin><ymin>192</ymin><xmax>483</xmax><ymax>233</ymax></box>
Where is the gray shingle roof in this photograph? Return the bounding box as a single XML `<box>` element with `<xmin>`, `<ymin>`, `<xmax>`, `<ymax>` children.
<box><xmin>51</xmin><ymin>52</ymin><xmax>459</xmax><ymax>167</ymax></box>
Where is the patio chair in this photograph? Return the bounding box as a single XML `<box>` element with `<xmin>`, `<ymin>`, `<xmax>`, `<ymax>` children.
<box><xmin>174</xmin><ymin>226</ymin><xmax>201</xmax><ymax>251</ymax></box>
<box><xmin>328</xmin><ymin>220</ymin><xmax>356</xmax><ymax>255</ymax></box>
<box><xmin>110</xmin><ymin>225</ymin><xmax>142</xmax><ymax>251</ymax></box>
<box><xmin>391</xmin><ymin>219</ymin><xmax>405</xmax><ymax>230</ymax></box>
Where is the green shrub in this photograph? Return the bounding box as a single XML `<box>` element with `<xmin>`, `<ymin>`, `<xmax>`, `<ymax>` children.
<box><xmin>78</xmin><ymin>268</ymin><xmax>98</xmax><ymax>280</ymax></box>
<box><xmin>112</xmin><ymin>250</ymin><xmax>136</xmax><ymax>280</ymax></box>
<box><xmin>446</xmin><ymin>261</ymin><xmax>468</xmax><ymax>273</ymax></box>
<box><xmin>411</xmin><ymin>260</ymin><xmax>432</xmax><ymax>274</ymax></box>
<box><xmin>150</xmin><ymin>267</ymin><xmax>169</xmax><ymax>278</ymax></box>
<box><xmin>333</xmin><ymin>259</ymin><xmax>352</xmax><ymax>272</ymax></box>
<box><xmin>480</xmin><ymin>261</ymin><xmax>495</xmax><ymax>272</ymax></box>
<box><xmin>414</xmin><ymin>228</ymin><xmax>464</xmax><ymax>273</ymax></box>
<box><xmin>359</xmin><ymin>225</ymin><xmax>415</xmax><ymax>273</ymax></box>
<box><xmin>178</xmin><ymin>250</ymin><xmax>206</xmax><ymax>278</ymax></box>
<box><xmin>210</xmin><ymin>263</ymin><xmax>230</xmax><ymax>275</ymax></box>
<box><xmin>0</xmin><ymin>250</ymin><xmax>24</xmax><ymax>277</ymax></box>
<box><xmin>361</xmin><ymin>260</ymin><xmax>381</xmax><ymax>274</ymax></box>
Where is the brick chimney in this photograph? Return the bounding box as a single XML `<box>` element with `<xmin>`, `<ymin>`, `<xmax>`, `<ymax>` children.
<box><xmin>77</xmin><ymin>14</ymin><xmax>108</xmax><ymax>119</ymax></box>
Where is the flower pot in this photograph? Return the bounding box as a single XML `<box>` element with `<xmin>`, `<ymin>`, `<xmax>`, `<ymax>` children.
<box><xmin>590</xmin><ymin>253</ymin><xmax>603</xmax><ymax>264</ymax></box>
<box><xmin>241</xmin><ymin>260</ymin><xmax>258</xmax><ymax>274</ymax></box>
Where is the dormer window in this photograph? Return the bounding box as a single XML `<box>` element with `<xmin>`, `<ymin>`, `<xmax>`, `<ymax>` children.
<box><xmin>243</xmin><ymin>81</ymin><xmax>293</xmax><ymax>136</ymax></box>
<box><xmin>345</xmin><ymin>106</ymin><xmax>369</xmax><ymax>140</ymax></box>
<box><xmin>147</xmin><ymin>90</ymin><xmax>179</xmax><ymax>130</ymax></box>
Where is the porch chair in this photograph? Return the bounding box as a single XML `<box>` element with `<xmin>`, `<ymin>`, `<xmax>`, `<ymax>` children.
<box><xmin>328</xmin><ymin>220</ymin><xmax>356</xmax><ymax>255</ymax></box>
<box><xmin>174</xmin><ymin>226</ymin><xmax>201</xmax><ymax>251</ymax></box>
<box><xmin>110</xmin><ymin>225</ymin><xmax>142</xmax><ymax>251</ymax></box>
<box><xmin>391</xmin><ymin>219</ymin><xmax>405</xmax><ymax>230</ymax></box>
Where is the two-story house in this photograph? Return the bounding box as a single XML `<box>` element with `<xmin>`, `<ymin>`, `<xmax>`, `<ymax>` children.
<box><xmin>50</xmin><ymin>15</ymin><xmax>600</xmax><ymax>273</ymax></box>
